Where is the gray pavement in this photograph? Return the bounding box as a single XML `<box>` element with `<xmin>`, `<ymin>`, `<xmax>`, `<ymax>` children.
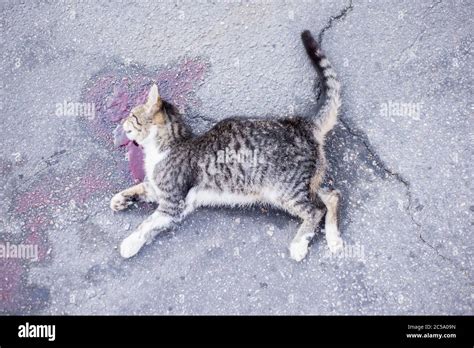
<box><xmin>0</xmin><ymin>0</ymin><xmax>472</xmax><ymax>314</ymax></box>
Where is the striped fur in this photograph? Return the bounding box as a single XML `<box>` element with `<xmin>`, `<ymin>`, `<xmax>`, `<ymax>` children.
<box><xmin>301</xmin><ymin>30</ymin><xmax>341</xmax><ymax>144</ymax></box>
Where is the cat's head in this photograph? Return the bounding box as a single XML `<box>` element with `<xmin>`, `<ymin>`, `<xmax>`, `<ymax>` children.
<box><xmin>122</xmin><ymin>84</ymin><xmax>186</xmax><ymax>146</ymax></box>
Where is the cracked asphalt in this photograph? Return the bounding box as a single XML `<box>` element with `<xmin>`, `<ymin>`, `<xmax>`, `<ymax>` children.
<box><xmin>1</xmin><ymin>0</ymin><xmax>472</xmax><ymax>314</ymax></box>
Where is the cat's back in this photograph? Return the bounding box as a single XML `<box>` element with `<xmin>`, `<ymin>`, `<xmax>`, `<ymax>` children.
<box><xmin>194</xmin><ymin>116</ymin><xmax>315</xmax><ymax>147</ymax></box>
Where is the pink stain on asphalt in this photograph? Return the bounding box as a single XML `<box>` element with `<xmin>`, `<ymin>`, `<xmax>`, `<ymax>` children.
<box><xmin>15</xmin><ymin>186</ymin><xmax>63</xmax><ymax>214</ymax></box>
<box><xmin>74</xmin><ymin>166</ymin><xmax>114</xmax><ymax>204</ymax></box>
<box><xmin>127</xmin><ymin>142</ymin><xmax>145</xmax><ymax>183</ymax></box>
<box><xmin>82</xmin><ymin>58</ymin><xmax>207</xmax><ymax>182</ymax></box>
<box><xmin>24</xmin><ymin>217</ymin><xmax>49</xmax><ymax>263</ymax></box>
<box><xmin>4</xmin><ymin>159</ymin><xmax>120</xmax><ymax>313</ymax></box>
<box><xmin>4</xmin><ymin>57</ymin><xmax>207</xmax><ymax>313</ymax></box>
<box><xmin>15</xmin><ymin>160</ymin><xmax>116</xmax><ymax>214</ymax></box>
<box><xmin>0</xmin><ymin>258</ymin><xmax>24</xmax><ymax>312</ymax></box>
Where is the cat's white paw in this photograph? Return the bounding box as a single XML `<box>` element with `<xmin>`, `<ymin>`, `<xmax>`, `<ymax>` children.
<box><xmin>110</xmin><ymin>193</ymin><xmax>130</xmax><ymax>212</ymax></box>
<box><xmin>120</xmin><ymin>233</ymin><xmax>146</xmax><ymax>258</ymax></box>
<box><xmin>327</xmin><ymin>235</ymin><xmax>344</xmax><ymax>253</ymax></box>
<box><xmin>289</xmin><ymin>241</ymin><xmax>309</xmax><ymax>262</ymax></box>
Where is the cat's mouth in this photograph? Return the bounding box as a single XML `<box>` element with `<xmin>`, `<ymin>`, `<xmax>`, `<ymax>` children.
<box><xmin>113</xmin><ymin>124</ymin><xmax>139</xmax><ymax>147</ymax></box>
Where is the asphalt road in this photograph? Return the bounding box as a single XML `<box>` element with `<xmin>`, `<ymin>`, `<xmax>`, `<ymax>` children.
<box><xmin>1</xmin><ymin>0</ymin><xmax>472</xmax><ymax>314</ymax></box>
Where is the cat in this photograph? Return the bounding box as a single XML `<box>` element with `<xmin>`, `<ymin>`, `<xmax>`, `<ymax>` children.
<box><xmin>110</xmin><ymin>30</ymin><xmax>343</xmax><ymax>261</ymax></box>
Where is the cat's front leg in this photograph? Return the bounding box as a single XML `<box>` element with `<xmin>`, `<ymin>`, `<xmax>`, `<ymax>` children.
<box><xmin>120</xmin><ymin>209</ymin><xmax>175</xmax><ymax>258</ymax></box>
<box><xmin>110</xmin><ymin>183</ymin><xmax>148</xmax><ymax>211</ymax></box>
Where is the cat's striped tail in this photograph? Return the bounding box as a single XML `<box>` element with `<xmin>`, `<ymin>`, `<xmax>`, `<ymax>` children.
<box><xmin>301</xmin><ymin>30</ymin><xmax>341</xmax><ymax>144</ymax></box>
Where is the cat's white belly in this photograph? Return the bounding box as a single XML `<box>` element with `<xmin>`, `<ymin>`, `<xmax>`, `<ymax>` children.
<box><xmin>189</xmin><ymin>189</ymin><xmax>259</xmax><ymax>207</ymax></box>
<box><xmin>184</xmin><ymin>187</ymin><xmax>280</xmax><ymax>213</ymax></box>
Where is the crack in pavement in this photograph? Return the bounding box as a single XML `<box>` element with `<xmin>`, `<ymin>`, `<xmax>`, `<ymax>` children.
<box><xmin>339</xmin><ymin>118</ymin><xmax>469</xmax><ymax>277</ymax></box>
<box><xmin>392</xmin><ymin>26</ymin><xmax>429</xmax><ymax>67</ymax></box>
<box><xmin>339</xmin><ymin>118</ymin><xmax>456</xmax><ymax>264</ymax></box>
<box><xmin>392</xmin><ymin>0</ymin><xmax>444</xmax><ymax>68</ymax></box>
<box><xmin>318</xmin><ymin>0</ymin><xmax>354</xmax><ymax>43</ymax></box>
<box><xmin>316</xmin><ymin>0</ymin><xmax>465</xmax><ymax>271</ymax></box>
<box><xmin>421</xmin><ymin>0</ymin><xmax>444</xmax><ymax>19</ymax></box>
<box><xmin>339</xmin><ymin>118</ymin><xmax>414</xmax><ymax>208</ymax></box>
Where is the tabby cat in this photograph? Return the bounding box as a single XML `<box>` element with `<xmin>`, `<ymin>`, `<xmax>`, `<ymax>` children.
<box><xmin>110</xmin><ymin>30</ymin><xmax>343</xmax><ymax>261</ymax></box>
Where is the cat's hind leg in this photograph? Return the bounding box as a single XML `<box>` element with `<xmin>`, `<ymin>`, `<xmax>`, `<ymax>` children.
<box><xmin>317</xmin><ymin>188</ymin><xmax>343</xmax><ymax>253</ymax></box>
<box><xmin>280</xmin><ymin>193</ymin><xmax>326</xmax><ymax>262</ymax></box>
<box><xmin>110</xmin><ymin>183</ymin><xmax>149</xmax><ymax>211</ymax></box>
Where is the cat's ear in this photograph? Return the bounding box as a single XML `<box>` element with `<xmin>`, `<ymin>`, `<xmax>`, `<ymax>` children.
<box><xmin>146</xmin><ymin>84</ymin><xmax>161</xmax><ymax>107</ymax></box>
